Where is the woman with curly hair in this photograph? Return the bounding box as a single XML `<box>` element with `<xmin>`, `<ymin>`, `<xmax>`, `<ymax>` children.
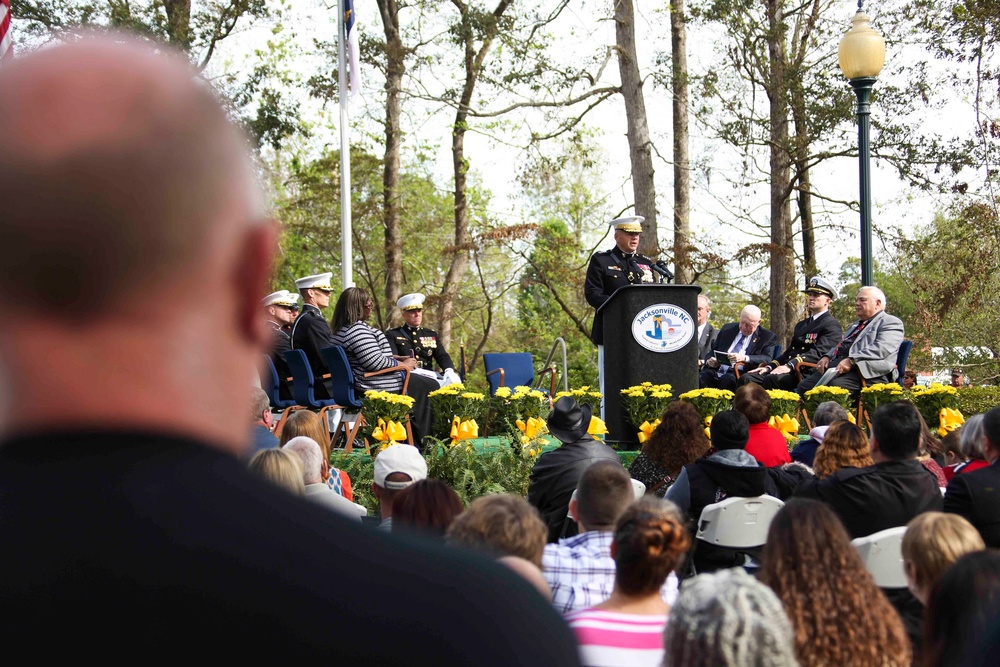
<box><xmin>628</xmin><ymin>401</ymin><xmax>710</xmax><ymax>497</ymax></box>
<box><xmin>759</xmin><ymin>498</ymin><xmax>911</xmax><ymax>667</ymax></box>
<box><xmin>812</xmin><ymin>420</ymin><xmax>873</xmax><ymax>478</ymax></box>
<box><xmin>566</xmin><ymin>497</ymin><xmax>691</xmax><ymax>666</ymax></box>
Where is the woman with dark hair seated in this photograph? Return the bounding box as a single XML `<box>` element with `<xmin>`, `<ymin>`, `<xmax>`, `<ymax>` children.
<box><xmin>628</xmin><ymin>401</ymin><xmax>711</xmax><ymax>498</ymax></box>
<box><xmin>392</xmin><ymin>479</ymin><xmax>464</xmax><ymax>539</ymax></box>
<box><xmin>733</xmin><ymin>384</ymin><xmax>790</xmax><ymax>467</ymax></box>
<box><xmin>566</xmin><ymin>497</ymin><xmax>690</xmax><ymax>666</ymax></box>
<box><xmin>759</xmin><ymin>497</ymin><xmax>911</xmax><ymax>667</ymax></box>
<box><xmin>329</xmin><ymin>286</ymin><xmax>435</xmax><ymax>445</ymax></box>
<box><xmin>921</xmin><ymin>551</ymin><xmax>1000</xmax><ymax>666</ymax></box>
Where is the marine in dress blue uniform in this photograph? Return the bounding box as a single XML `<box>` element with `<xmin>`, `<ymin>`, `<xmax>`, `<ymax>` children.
<box><xmin>262</xmin><ymin>289</ymin><xmax>299</xmax><ymax>401</ymax></box>
<box><xmin>386</xmin><ymin>293</ymin><xmax>455</xmax><ymax>373</ymax></box>
<box><xmin>290</xmin><ymin>272</ymin><xmax>336</xmax><ymax>399</ymax></box>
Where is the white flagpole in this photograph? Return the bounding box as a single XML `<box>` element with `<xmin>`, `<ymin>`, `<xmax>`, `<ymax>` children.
<box><xmin>338</xmin><ymin>0</ymin><xmax>353</xmax><ymax>290</ymax></box>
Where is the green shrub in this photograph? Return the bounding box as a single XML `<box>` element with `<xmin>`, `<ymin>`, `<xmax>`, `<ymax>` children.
<box><xmin>957</xmin><ymin>386</ymin><xmax>1000</xmax><ymax>416</ymax></box>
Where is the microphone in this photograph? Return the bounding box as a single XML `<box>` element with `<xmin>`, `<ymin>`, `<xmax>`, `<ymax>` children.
<box><xmin>654</xmin><ymin>260</ymin><xmax>674</xmax><ymax>283</ymax></box>
<box><xmin>650</xmin><ymin>263</ymin><xmax>671</xmax><ymax>282</ymax></box>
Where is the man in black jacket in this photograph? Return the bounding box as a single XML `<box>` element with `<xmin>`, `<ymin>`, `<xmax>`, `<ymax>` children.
<box><xmin>699</xmin><ymin>305</ymin><xmax>778</xmax><ymax>391</ymax></box>
<box><xmin>0</xmin><ymin>38</ymin><xmax>579</xmax><ymax>665</ymax></box>
<box><xmin>528</xmin><ymin>397</ymin><xmax>622</xmax><ymax>542</ymax></box>
<box><xmin>290</xmin><ymin>272</ymin><xmax>336</xmax><ymax>398</ymax></box>
<box><xmin>796</xmin><ymin>401</ymin><xmax>942</xmax><ymax>538</ymax></box>
<box><xmin>741</xmin><ymin>277</ymin><xmax>843</xmax><ymax>390</ymax></box>
<box><xmin>945</xmin><ymin>406</ymin><xmax>1000</xmax><ymax>548</ymax></box>
<box><xmin>262</xmin><ymin>289</ymin><xmax>298</xmax><ymax>401</ymax></box>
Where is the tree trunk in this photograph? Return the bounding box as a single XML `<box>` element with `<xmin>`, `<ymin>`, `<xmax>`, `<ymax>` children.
<box><xmin>378</xmin><ymin>0</ymin><xmax>405</xmax><ymax>322</ymax></box>
<box><xmin>766</xmin><ymin>0</ymin><xmax>795</xmax><ymax>343</ymax></box>
<box><xmin>670</xmin><ymin>0</ymin><xmax>692</xmax><ymax>283</ymax></box>
<box><xmin>437</xmin><ymin>0</ymin><xmax>513</xmax><ymax>350</ymax></box>
<box><xmin>792</xmin><ymin>96</ymin><xmax>816</xmax><ymax>280</ymax></box>
<box><xmin>615</xmin><ymin>0</ymin><xmax>660</xmax><ymax>258</ymax></box>
<box><xmin>162</xmin><ymin>0</ymin><xmax>192</xmax><ymax>49</ymax></box>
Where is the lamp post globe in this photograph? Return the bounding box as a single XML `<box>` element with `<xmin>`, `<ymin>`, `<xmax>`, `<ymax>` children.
<box><xmin>839</xmin><ymin>5</ymin><xmax>885</xmax><ymax>288</ymax></box>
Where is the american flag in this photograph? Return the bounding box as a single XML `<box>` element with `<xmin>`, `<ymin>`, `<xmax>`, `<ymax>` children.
<box><xmin>344</xmin><ymin>0</ymin><xmax>359</xmax><ymax>95</ymax></box>
<box><xmin>0</xmin><ymin>0</ymin><xmax>12</xmax><ymax>64</ymax></box>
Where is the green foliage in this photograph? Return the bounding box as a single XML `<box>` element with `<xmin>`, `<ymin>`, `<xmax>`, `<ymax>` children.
<box><xmin>957</xmin><ymin>387</ymin><xmax>1000</xmax><ymax>415</ymax></box>
<box><xmin>331</xmin><ymin>451</ymin><xmax>378</xmax><ymax>516</ymax></box>
<box><xmin>424</xmin><ymin>440</ymin><xmax>534</xmax><ymax>505</ymax></box>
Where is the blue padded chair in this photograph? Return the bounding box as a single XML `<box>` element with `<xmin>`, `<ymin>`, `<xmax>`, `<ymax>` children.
<box><xmin>260</xmin><ymin>355</ymin><xmax>302</xmax><ymax>438</ymax></box>
<box><xmin>483</xmin><ymin>352</ymin><xmax>556</xmax><ymax>397</ymax></box>
<box><xmin>320</xmin><ymin>345</ymin><xmax>413</xmax><ymax>451</ymax></box>
<box><xmin>895</xmin><ymin>340</ymin><xmax>913</xmax><ymax>388</ymax></box>
<box><xmin>282</xmin><ymin>349</ymin><xmax>341</xmax><ymax>430</ymax></box>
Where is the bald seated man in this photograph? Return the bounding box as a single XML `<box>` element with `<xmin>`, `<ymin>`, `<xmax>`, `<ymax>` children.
<box><xmin>0</xmin><ymin>36</ymin><xmax>578</xmax><ymax>665</ymax></box>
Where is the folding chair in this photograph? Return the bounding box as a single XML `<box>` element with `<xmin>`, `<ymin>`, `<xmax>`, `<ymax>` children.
<box><xmin>483</xmin><ymin>352</ymin><xmax>556</xmax><ymax>397</ymax></box>
<box><xmin>259</xmin><ymin>356</ymin><xmax>303</xmax><ymax>438</ymax></box>
<box><xmin>320</xmin><ymin>345</ymin><xmax>413</xmax><ymax>452</ymax></box>
<box><xmin>692</xmin><ymin>495</ymin><xmax>784</xmax><ymax>575</ymax></box>
<box><xmin>852</xmin><ymin>526</ymin><xmax>908</xmax><ymax>588</ymax></box>
<box><xmin>282</xmin><ymin>350</ymin><xmax>342</xmax><ymax>436</ymax></box>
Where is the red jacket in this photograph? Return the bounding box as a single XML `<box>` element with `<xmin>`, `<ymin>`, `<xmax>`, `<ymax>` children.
<box><xmin>745</xmin><ymin>422</ymin><xmax>792</xmax><ymax>467</ymax></box>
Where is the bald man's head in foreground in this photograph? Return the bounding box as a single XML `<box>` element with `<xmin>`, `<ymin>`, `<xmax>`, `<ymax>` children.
<box><xmin>0</xmin><ymin>37</ymin><xmax>277</xmax><ymax>451</ymax></box>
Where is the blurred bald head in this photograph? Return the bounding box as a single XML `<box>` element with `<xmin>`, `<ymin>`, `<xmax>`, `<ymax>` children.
<box><xmin>0</xmin><ymin>37</ymin><xmax>262</xmax><ymax>318</ymax></box>
<box><xmin>0</xmin><ymin>36</ymin><xmax>276</xmax><ymax>450</ymax></box>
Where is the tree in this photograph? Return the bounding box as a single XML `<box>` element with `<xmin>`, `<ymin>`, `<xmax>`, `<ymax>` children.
<box><xmin>615</xmin><ymin>0</ymin><xmax>660</xmax><ymax>257</ymax></box>
<box><xmin>670</xmin><ymin>0</ymin><xmax>693</xmax><ymax>283</ymax></box>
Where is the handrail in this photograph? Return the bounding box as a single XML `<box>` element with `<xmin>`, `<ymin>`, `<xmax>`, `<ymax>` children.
<box><xmin>539</xmin><ymin>337</ymin><xmax>569</xmax><ymax>394</ymax></box>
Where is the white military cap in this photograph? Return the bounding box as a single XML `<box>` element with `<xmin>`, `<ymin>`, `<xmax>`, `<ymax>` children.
<box><xmin>803</xmin><ymin>276</ymin><xmax>838</xmax><ymax>300</ymax></box>
<box><xmin>397</xmin><ymin>293</ymin><xmax>426</xmax><ymax>311</ymax></box>
<box><xmin>608</xmin><ymin>215</ymin><xmax>644</xmax><ymax>233</ymax></box>
<box><xmin>294</xmin><ymin>272</ymin><xmax>334</xmax><ymax>292</ymax></box>
<box><xmin>261</xmin><ymin>290</ymin><xmax>300</xmax><ymax>308</ymax></box>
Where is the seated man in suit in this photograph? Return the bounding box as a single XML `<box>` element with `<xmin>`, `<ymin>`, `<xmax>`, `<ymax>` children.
<box><xmin>698</xmin><ymin>305</ymin><xmax>777</xmax><ymax>391</ymax></box>
<box><xmin>696</xmin><ymin>294</ymin><xmax>717</xmax><ymax>368</ymax></box>
<box><xmin>740</xmin><ymin>276</ymin><xmax>843</xmax><ymax>390</ymax></box>
<box><xmin>795</xmin><ymin>286</ymin><xmax>903</xmax><ymax>397</ymax></box>
<box><xmin>944</xmin><ymin>406</ymin><xmax>1000</xmax><ymax>548</ymax></box>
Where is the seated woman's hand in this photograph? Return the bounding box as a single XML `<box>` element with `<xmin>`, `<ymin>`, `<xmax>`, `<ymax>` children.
<box><xmin>399</xmin><ymin>357</ymin><xmax>418</xmax><ymax>371</ymax></box>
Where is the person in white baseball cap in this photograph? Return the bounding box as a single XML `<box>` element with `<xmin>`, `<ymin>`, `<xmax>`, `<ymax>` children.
<box><xmin>372</xmin><ymin>444</ymin><xmax>428</xmax><ymax>532</ymax></box>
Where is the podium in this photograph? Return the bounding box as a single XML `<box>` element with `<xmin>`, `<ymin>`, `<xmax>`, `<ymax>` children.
<box><xmin>595</xmin><ymin>284</ymin><xmax>702</xmax><ymax>449</ymax></box>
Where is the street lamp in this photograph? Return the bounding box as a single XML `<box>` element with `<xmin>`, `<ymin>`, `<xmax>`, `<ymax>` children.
<box><xmin>838</xmin><ymin>3</ymin><xmax>885</xmax><ymax>288</ymax></box>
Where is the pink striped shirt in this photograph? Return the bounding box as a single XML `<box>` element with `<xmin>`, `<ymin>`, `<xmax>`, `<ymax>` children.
<box><xmin>565</xmin><ymin>609</ymin><xmax>667</xmax><ymax>667</ymax></box>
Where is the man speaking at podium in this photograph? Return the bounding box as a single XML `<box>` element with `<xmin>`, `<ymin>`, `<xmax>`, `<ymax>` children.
<box><xmin>585</xmin><ymin>216</ymin><xmax>657</xmax><ymax>410</ymax></box>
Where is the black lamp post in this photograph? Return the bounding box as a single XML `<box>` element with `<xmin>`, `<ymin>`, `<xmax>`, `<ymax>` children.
<box><xmin>839</xmin><ymin>3</ymin><xmax>885</xmax><ymax>288</ymax></box>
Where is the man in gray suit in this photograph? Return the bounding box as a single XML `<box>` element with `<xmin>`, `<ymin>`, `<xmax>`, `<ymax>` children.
<box><xmin>696</xmin><ymin>294</ymin><xmax>717</xmax><ymax>365</ymax></box>
<box><xmin>796</xmin><ymin>286</ymin><xmax>904</xmax><ymax>397</ymax></box>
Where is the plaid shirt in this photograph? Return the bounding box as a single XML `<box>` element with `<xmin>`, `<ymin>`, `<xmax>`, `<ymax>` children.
<box><xmin>543</xmin><ymin>531</ymin><xmax>679</xmax><ymax>615</ymax></box>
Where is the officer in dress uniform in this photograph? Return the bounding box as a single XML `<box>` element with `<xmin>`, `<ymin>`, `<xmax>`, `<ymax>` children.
<box><xmin>290</xmin><ymin>272</ymin><xmax>336</xmax><ymax>399</ymax></box>
<box><xmin>262</xmin><ymin>290</ymin><xmax>299</xmax><ymax>401</ymax></box>
<box><xmin>740</xmin><ymin>276</ymin><xmax>844</xmax><ymax>391</ymax></box>
<box><xmin>386</xmin><ymin>293</ymin><xmax>461</xmax><ymax>386</ymax></box>
<box><xmin>584</xmin><ymin>216</ymin><xmax>657</xmax><ymax>412</ymax></box>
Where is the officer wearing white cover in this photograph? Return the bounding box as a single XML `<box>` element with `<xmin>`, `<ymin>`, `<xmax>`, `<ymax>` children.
<box><xmin>386</xmin><ymin>293</ymin><xmax>461</xmax><ymax>386</ymax></box>
<box><xmin>291</xmin><ymin>272</ymin><xmax>337</xmax><ymax>399</ymax></box>
<box><xmin>262</xmin><ymin>289</ymin><xmax>299</xmax><ymax>401</ymax></box>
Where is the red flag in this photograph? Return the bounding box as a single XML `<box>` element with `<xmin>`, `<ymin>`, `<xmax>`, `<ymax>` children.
<box><xmin>0</xmin><ymin>0</ymin><xmax>12</xmax><ymax>63</ymax></box>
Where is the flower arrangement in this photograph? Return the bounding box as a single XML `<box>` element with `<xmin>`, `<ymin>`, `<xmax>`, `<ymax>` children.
<box><xmin>554</xmin><ymin>386</ymin><xmax>603</xmax><ymax>402</ymax></box>
<box><xmin>766</xmin><ymin>389</ymin><xmax>801</xmax><ymax>420</ymax></box>
<box><xmin>428</xmin><ymin>383</ymin><xmax>487</xmax><ymax>439</ymax></box>
<box><xmin>362</xmin><ymin>390</ymin><xmax>415</xmax><ymax>444</ymax></box>
<box><xmin>911</xmin><ymin>383</ymin><xmax>959</xmax><ymax>430</ymax></box>
<box><xmin>802</xmin><ymin>385</ymin><xmax>852</xmax><ymax>417</ymax></box>
<box><xmin>490</xmin><ymin>385</ymin><xmax>548</xmax><ymax>442</ymax></box>
<box><xmin>620</xmin><ymin>382</ymin><xmax>673</xmax><ymax>431</ymax></box>
<box><xmin>860</xmin><ymin>382</ymin><xmax>904</xmax><ymax>417</ymax></box>
<box><xmin>678</xmin><ymin>387</ymin><xmax>734</xmax><ymax>422</ymax></box>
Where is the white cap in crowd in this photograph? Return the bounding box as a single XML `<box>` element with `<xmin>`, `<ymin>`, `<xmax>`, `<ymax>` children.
<box><xmin>373</xmin><ymin>444</ymin><xmax>428</xmax><ymax>490</ymax></box>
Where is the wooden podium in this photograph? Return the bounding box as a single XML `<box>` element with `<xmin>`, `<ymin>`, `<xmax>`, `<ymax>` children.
<box><xmin>595</xmin><ymin>284</ymin><xmax>702</xmax><ymax>449</ymax></box>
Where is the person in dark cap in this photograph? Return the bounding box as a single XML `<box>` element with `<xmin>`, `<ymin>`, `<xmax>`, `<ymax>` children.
<box><xmin>665</xmin><ymin>410</ymin><xmax>786</xmax><ymax>573</ymax></box>
<box><xmin>527</xmin><ymin>397</ymin><xmax>623</xmax><ymax>543</ymax></box>
<box><xmin>741</xmin><ymin>276</ymin><xmax>843</xmax><ymax>391</ymax></box>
